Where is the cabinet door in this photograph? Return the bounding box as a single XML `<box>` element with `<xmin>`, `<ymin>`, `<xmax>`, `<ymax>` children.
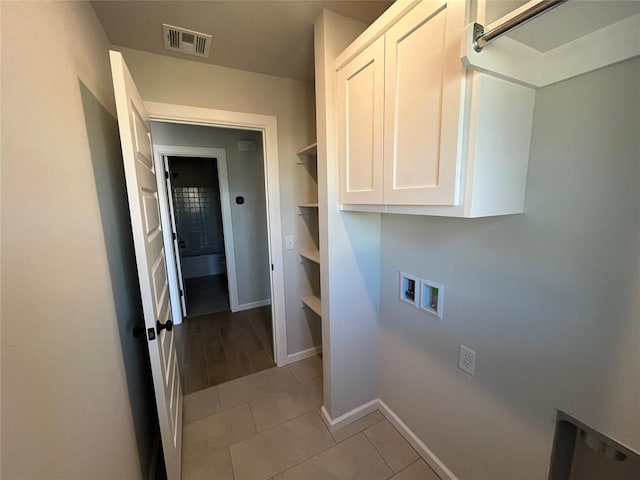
<box><xmin>383</xmin><ymin>0</ymin><xmax>466</xmax><ymax>205</ymax></box>
<box><xmin>337</xmin><ymin>36</ymin><xmax>385</xmax><ymax>204</ymax></box>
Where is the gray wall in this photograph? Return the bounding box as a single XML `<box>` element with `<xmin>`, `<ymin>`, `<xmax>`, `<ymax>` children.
<box><xmin>378</xmin><ymin>58</ymin><xmax>640</xmax><ymax>479</ymax></box>
<box><xmin>152</xmin><ymin>123</ymin><xmax>271</xmax><ymax>306</ymax></box>
<box><xmin>1</xmin><ymin>2</ymin><xmax>148</xmax><ymax>478</ymax></box>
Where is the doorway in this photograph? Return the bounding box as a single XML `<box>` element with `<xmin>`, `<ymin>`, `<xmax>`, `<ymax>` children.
<box><xmin>168</xmin><ymin>155</ymin><xmax>230</xmax><ymax>318</ymax></box>
<box><xmin>152</xmin><ymin>122</ymin><xmax>281</xmax><ymax>394</ymax></box>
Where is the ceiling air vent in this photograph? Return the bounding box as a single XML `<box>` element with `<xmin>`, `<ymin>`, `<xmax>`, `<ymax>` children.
<box><xmin>162</xmin><ymin>24</ymin><xmax>211</xmax><ymax>58</ymax></box>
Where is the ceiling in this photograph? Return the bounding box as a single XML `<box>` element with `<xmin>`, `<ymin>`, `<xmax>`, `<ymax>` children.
<box><xmin>92</xmin><ymin>0</ymin><xmax>393</xmax><ymax>82</ymax></box>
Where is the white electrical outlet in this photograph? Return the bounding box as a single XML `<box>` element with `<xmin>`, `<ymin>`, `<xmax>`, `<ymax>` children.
<box><xmin>285</xmin><ymin>235</ymin><xmax>294</xmax><ymax>250</ymax></box>
<box><xmin>459</xmin><ymin>345</ymin><xmax>476</xmax><ymax>376</ymax></box>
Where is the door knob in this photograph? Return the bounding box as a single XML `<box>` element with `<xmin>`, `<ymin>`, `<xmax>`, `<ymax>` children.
<box><xmin>132</xmin><ymin>325</ymin><xmax>145</xmax><ymax>338</ymax></box>
<box><xmin>157</xmin><ymin>320</ymin><xmax>173</xmax><ymax>333</ymax></box>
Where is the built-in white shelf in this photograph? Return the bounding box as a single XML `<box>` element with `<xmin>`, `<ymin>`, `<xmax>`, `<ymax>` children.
<box><xmin>299</xmin><ymin>249</ymin><xmax>320</xmax><ymax>264</ymax></box>
<box><xmin>301</xmin><ymin>294</ymin><xmax>322</xmax><ymax>317</ymax></box>
<box><xmin>296</xmin><ymin>142</ymin><xmax>317</xmax><ymax>156</ymax></box>
<box><xmin>297</xmin><ymin>140</ymin><xmax>321</xmax><ymax>321</ymax></box>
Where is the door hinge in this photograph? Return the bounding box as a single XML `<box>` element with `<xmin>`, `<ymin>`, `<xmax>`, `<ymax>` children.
<box><xmin>147</xmin><ymin>328</ymin><xmax>156</xmax><ymax>341</ymax></box>
<box><xmin>271</xmin><ymin>264</ymin><xmax>274</xmax><ymax>271</ymax></box>
<box><xmin>172</xmin><ymin>232</ymin><xmax>177</xmax><ymax>241</ymax></box>
<box><xmin>180</xmin><ymin>289</ymin><xmax>184</xmax><ymax>297</ymax></box>
<box><xmin>165</xmin><ymin>171</ymin><xmax>170</xmax><ymax>180</ymax></box>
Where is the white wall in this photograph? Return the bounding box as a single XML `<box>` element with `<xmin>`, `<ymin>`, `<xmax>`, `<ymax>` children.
<box><xmin>151</xmin><ymin>122</ymin><xmax>271</xmax><ymax>306</ymax></box>
<box><xmin>117</xmin><ymin>47</ymin><xmax>318</xmax><ymax>355</ymax></box>
<box><xmin>378</xmin><ymin>58</ymin><xmax>640</xmax><ymax>479</ymax></box>
<box><xmin>1</xmin><ymin>2</ymin><xmax>150</xmax><ymax>478</ymax></box>
<box><xmin>314</xmin><ymin>10</ymin><xmax>381</xmax><ymax>419</ymax></box>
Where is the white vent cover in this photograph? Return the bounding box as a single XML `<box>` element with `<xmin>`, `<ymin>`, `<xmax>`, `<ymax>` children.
<box><xmin>162</xmin><ymin>24</ymin><xmax>211</xmax><ymax>58</ymax></box>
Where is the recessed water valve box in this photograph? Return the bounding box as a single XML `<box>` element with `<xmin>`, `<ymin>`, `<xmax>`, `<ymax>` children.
<box><xmin>419</xmin><ymin>279</ymin><xmax>444</xmax><ymax>319</ymax></box>
<box><xmin>399</xmin><ymin>272</ymin><xmax>418</xmax><ymax>307</ymax></box>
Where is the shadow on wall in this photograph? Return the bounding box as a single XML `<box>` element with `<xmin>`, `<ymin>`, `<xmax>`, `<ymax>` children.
<box><xmin>79</xmin><ymin>81</ymin><xmax>161</xmax><ymax>479</ymax></box>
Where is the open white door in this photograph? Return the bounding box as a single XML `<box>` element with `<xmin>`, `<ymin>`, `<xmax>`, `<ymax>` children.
<box><xmin>110</xmin><ymin>51</ymin><xmax>182</xmax><ymax>479</ymax></box>
<box><xmin>162</xmin><ymin>155</ymin><xmax>188</xmax><ymax>317</ymax></box>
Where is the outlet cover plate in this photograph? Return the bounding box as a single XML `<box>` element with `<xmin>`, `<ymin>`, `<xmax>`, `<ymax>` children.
<box><xmin>459</xmin><ymin>344</ymin><xmax>476</xmax><ymax>376</ymax></box>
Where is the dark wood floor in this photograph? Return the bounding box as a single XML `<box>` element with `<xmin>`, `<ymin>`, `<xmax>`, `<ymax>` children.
<box><xmin>184</xmin><ymin>274</ymin><xmax>229</xmax><ymax>317</ymax></box>
<box><xmin>175</xmin><ymin>306</ymin><xmax>274</xmax><ymax>394</ymax></box>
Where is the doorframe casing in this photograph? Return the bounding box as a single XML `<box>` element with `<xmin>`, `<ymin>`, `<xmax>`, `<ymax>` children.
<box><xmin>146</xmin><ymin>102</ymin><xmax>288</xmax><ymax>366</ymax></box>
<box><xmin>153</xmin><ymin>145</ymin><xmax>242</xmax><ymax>321</ymax></box>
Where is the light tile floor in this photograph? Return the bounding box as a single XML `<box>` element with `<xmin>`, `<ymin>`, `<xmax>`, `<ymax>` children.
<box><xmin>182</xmin><ymin>355</ymin><xmax>441</xmax><ymax>480</ymax></box>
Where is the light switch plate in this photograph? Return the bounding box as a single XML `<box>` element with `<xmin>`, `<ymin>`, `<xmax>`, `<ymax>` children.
<box><xmin>285</xmin><ymin>235</ymin><xmax>294</xmax><ymax>250</ymax></box>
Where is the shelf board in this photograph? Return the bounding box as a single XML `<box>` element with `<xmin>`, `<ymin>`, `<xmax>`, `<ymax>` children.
<box><xmin>296</xmin><ymin>142</ymin><xmax>317</xmax><ymax>157</ymax></box>
<box><xmin>299</xmin><ymin>249</ymin><xmax>320</xmax><ymax>264</ymax></box>
<box><xmin>298</xmin><ymin>202</ymin><xmax>319</xmax><ymax>208</ymax></box>
<box><xmin>301</xmin><ymin>294</ymin><xmax>322</xmax><ymax>317</ymax></box>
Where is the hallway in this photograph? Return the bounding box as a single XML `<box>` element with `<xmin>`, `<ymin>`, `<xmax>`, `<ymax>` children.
<box><xmin>184</xmin><ymin>274</ymin><xmax>230</xmax><ymax>317</ymax></box>
<box><xmin>175</xmin><ymin>307</ymin><xmax>275</xmax><ymax>394</ymax></box>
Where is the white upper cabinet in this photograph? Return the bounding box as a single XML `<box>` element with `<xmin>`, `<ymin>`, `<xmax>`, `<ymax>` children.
<box><xmin>383</xmin><ymin>0</ymin><xmax>465</xmax><ymax>206</ymax></box>
<box><xmin>335</xmin><ymin>0</ymin><xmax>638</xmax><ymax>217</ymax></box>
<box><xmin>338</xmin><ymin>37</ymin><xmax>385</xmax><ymax>204</ymax></box>
<box><xmin>333</xmin><ymin>0</ymin><xmax>533</xmax><ymax>217</ymax></box>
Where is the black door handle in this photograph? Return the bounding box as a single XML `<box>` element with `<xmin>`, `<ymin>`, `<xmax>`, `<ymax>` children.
<box><xmin>132</xmin><ymin>325</ymin><xmax>145</xmax><ymax>338</ymax></box>
<box><xmin>157</xmin><ymin>320</ymin><xmax>173</xmax><ymax>333</ymax></box>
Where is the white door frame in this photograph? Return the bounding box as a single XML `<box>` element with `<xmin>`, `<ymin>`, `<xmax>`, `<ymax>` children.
<box><xmin>146</xmin><ymin>102</ymin><xmax>288</xmax><ymax>366</ymax></box>
<box><xmin>153</xmin><ymin>145</ymin><xmax>241</xmax><ymax>321</ymax></box>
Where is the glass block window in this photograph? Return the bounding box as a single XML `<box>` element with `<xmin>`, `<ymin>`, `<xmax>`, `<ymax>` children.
<box><xmin>173</xmin><ymin>186</ymin><xmax>224</xmax><ymax>256</ymax></box>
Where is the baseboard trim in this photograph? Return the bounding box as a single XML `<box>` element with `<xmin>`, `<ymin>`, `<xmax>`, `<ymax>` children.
<box><xmin>320</xmin><ymin>399</ymin><xmax>379</xmax><ymax>433</ymax></box>
<box><xmin>235</xmin><ymin>299</ymin><xmax>271</xmax><ymax>312</ymax></box>
<box><xmin>377</xmin><ymin>399</ymin><xmax>459</xmax><ymax>480</ymax></box>
<box><xmin>320</xmin><ymin>398</ymin><xmax>458</xmax><ymax>480</ymax></box>
<box><xmin>284</xmin><ymin>345</ymin><xmax>322</xmax><ymax>365</ymax></box>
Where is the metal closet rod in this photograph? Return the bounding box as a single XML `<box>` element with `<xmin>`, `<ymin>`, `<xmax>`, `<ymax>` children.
<box><xmin>473</xmin><ymin>0</ymin><xmax>568</xmax><ymax>52</ymax></box>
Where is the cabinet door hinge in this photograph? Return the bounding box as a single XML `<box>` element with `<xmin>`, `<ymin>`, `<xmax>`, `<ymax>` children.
<box><xmin>179</xmin><ymin>289</ymin><xmax>184</xmax><ymax>297</ymax></box>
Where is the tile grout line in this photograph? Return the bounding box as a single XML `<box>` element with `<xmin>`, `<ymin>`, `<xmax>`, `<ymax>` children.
<box><xmin>362</xmin><ymin>427</ymin><xmax>397</xmax><ymax>478</ymax></box>
<box><xmin>200</xmin><ymin>326</ymin><xmax>213</xmax><ymax>391</ymax></box>
<box><xmin>257</xmin><ymin>410</ymin><xmax>340</xmax><ymax>479</ymax></box>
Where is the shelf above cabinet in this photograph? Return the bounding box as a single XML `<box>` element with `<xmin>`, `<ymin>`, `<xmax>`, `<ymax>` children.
<box><xmin>462</xmin><ymin>1</ymin><xmax>640</xmax><ymax>89</ymax></box>
<box><xmin>296</xmin><ymin>142</ymin><xmax>317</xmax><ymax>156</ymax></box>
<box><xmin>298</xmin><ymin>202</ymin><xmax>319</xmax><ymax>208</ymax></box>
<box><xmin>299</xmin><ymin>249</ymin><xmax>320</xmax><ymax>264</ymax></box>
<box><xmin>301</xmin><ymin>294</ymin><xmax>322</xmax><ymax>317</ymax></box>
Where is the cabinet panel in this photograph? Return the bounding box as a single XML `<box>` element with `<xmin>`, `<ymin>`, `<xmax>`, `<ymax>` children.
<box><xmin>338</xmin><ymin>37</ymin><xmax>384</xmax><ymax>204</ymax></box>
<box><xmin>383</xmin><ymin>0</ymin><xmax>465</xmax><ymax>205</ymax></box>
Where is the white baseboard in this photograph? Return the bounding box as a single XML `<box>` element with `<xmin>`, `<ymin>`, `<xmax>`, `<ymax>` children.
<box><xmin>320</xmin><ymin>398</ymin><xmax>459</xmax><ymax>480</ymax></box>
<box><xmin>377</xmin><ymin>399</ymin><xmax>459</xmax><ymax>480</ymax></box>
<box><xmin>320</xmin><ymin>399</ymin><xmax>379</xmax><ymax>433</ymax></box>
<box><xmin>234</xmin><ymin>299</ymin><xmax>271</xmax><ymax>312</ymax></box>
<box><xmin>284</xmin><ymin>345</ymin><xmax>322</xmax><ymax>365</ymax></box>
